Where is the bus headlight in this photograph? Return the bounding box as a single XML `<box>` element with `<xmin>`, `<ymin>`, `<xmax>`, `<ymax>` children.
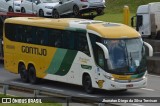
<box><xmin>143</xmin><ymin>75</ymin><xmax>146</xmax><ymax>79</ymax></box>
<box><xmin>111</xmin><ymin>77</ymin><xmax>115</xmax><ymax>81</ymax></box>
<box><xmin>104</xmin><ymin>74</ymin><xmax>115</xmax><ymax>81</ymax></box>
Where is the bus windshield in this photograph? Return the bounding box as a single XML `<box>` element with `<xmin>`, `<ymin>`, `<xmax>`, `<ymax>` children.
<box><xmin>103</xmin><ymin>38</ymin><xmax>146</xmax><ymax>75</ymax></box>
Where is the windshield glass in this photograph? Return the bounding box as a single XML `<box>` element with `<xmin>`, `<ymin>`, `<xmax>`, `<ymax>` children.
<box><xmin>103</xmin><ymin>38</ymin><xmax>146</xmax><ymax>75</ymax></box>
<box><xmin>41</xmin><ymin>0</ymin><xmax>59</xmax><ymax>3</ymax></box>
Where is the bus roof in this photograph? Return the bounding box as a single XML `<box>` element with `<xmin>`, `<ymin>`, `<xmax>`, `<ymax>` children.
<box><xmin>5</xmin><ymin>17</ymin><xmax>140</xmax><ymax>39</ymax></box>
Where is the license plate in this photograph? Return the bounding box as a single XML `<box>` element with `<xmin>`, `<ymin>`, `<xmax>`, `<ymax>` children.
<box><xmin>126</xmin><ymin>84</ymin><xmax>133</xmax><ymax>88</ymax></box>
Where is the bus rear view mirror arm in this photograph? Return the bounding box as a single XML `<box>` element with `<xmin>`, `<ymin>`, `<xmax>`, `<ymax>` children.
<box><xmin>96</xmin><ymin>42</ymin><xmax>109</xmax><ymax>59</ymax></box>
<box><xmin>144</xmin><ymin>42</ymin><xmax>153</xmax><ymax>57</ymax></box>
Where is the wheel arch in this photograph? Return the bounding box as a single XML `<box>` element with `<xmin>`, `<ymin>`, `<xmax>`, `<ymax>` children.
<box><xmin>82</xmin><ymin>72</ymin><xmax>92</xmax><ymax>85</ymax></box>
<box><xmin>27</xmin><ymin>63</ymin><xmax>35</xmax><ymax>70</ymax></box>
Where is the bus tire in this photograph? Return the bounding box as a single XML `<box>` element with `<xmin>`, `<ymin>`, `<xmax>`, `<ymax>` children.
<box><xmin>19</xmin><ymin>64</ymin><xmax>29</xmax><ymax>83</ymax></box>
<box><xmin>83</xmin><ymin>75</ymin><xmax>93</xmax><ymax>94</ymax></box>
<box><xmin>28</xmin><ymin>66</ymin><xmax>38</xmax><ymax>84</ymax></box>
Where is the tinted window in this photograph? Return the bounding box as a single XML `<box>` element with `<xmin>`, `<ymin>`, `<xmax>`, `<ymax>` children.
<box><xmin>5</xmin><ymin>23</ymin><xmax>16</xmax><ymax>41</ymax></box>
<box><xmin>15</xmin><ymin>25</ymin><xmax>26</xmax><ymax>42</ymax></box>
<box><xmin>35</xmin><ymin>28</ymin><xmax>48</xmax><ymax>45</ymax></box>
<box><xmin>48</xmin><ymin>29</ymin><xmax>62</xmax><ymax>47</ymax></box>
<box><xmin>63</xmin><ymin>31</ymin><xmax>75</xmax><ymax>50</ymax></box>
<box><xmin>76</xmin><ymin>32</ymin><xmax>90</xmax><ymax>56</ymax></box>
<box><xmin>5</xmin><ymin>23</ymin><xmax>90</xmax><ymax>56</ymax></box>
<box><xmin>89</xmin><ymin>33</ymin><xmax>105</xmax><ymax>69</ymax></box>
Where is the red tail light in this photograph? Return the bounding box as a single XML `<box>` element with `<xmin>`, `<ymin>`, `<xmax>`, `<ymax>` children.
<box><xmin>81</xmin><ymin>0</ymin><xmax>88</xmax><ymax>2</ymax></box>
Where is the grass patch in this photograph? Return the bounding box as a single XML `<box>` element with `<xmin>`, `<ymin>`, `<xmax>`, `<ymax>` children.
<box><xmin>105</xmin><ymin>0</ymin><xmax>160</xmax><ymax>14</ymax></box>
<box><xmin>0</xmin><ymin>94</ymin><xmax>9</xmax><ymax>97</ymax></box>
<box><xmin>95</xmin><ymin>0</ymin><xmax>160</xmax><ymax>23</ymax></box>
<box><xmin>95</xmin><ymin>13</ymin><xmax>135</xmax><ymax>25</ymax></box>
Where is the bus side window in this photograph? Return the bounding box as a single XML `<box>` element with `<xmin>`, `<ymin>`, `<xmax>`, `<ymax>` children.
<box><xmin>97</xmin><ymin>46</ymin><xmax>105</xmax><ymax>69</ymax></box>
<box><xmin>63</xmin><ymin>31</ymin><xmax>75</xmax><ymax>50</ymax></box>
<box><xmin>54</xmin><ymin>31</ymin><xmax>62</xmax><ymax>48</ymax></box>
<box><xmin>89</xmin><ymin>33</ymin><xmax>105</xmax><ymax>70</ymax></box>
<box><xmin>24</xmin><ymin>26</ymin><xmax>33</xmax><ymax>43</ymax></box>
<box><xmin>5</xmin><ymin>23</ymin><xmax>16</xmax><ymax>41</ymax></box>
<box><xmin>15</xmin><ymin>25</ymin><xmax>26</xmax><ymax>42</ymax></box>
<box><xmin>35</xmin><ymin>27</ymin><xmax>48</xmax><ymax>46</ymax></box>
<box><xmin>76</xmin><ymin>32</ymin><xmax>90</xmax><ymax>56</ymax></box>
<box><xmin>48</xmin><ymin>29</ymin><xmax>55</xmax><ymax>47</ymax></box>
<box><xmin>48</xmin><ymin>29</ymin><xmax>62</xmax><ymax>48</ymax></box>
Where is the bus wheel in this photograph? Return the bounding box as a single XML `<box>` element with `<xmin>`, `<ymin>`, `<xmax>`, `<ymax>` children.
<box><xmin>28</xmin><ymin>66</ymin><xmax>38</xmax><ymax>84</ymax></box>
<box><xmin>83</xmin><ymin>75</ymin><xmax>93</xmax><ymax>93</ymax></box>
<box><xmin>19</xmin><ymin>64</ymin><xmax>29</xmax><ymax>83</ymax></box>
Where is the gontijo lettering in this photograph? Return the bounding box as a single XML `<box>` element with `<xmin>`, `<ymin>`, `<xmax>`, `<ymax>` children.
<box><xmin>21</xmin><ymin>46</ymin><xmax>47</xmax><ymax>56</ymax></box>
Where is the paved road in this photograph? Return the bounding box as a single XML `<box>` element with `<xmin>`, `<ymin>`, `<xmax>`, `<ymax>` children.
<box><xmin>0</xmin><ymin>63</ymin><xmax>160</xmax><ymax>106</ymax></box>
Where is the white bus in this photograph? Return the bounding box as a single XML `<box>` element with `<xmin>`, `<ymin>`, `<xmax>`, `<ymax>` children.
<box><xmin>4</xmin><ymin>17</ymin><xmax>153</xmax><ymax>93</ymax></box>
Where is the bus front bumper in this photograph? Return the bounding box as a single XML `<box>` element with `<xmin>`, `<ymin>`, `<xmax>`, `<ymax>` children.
<box><xmin>105</xmin><ymin>77</ymin><xmax>147</xmax><ymax>90</ymax></box>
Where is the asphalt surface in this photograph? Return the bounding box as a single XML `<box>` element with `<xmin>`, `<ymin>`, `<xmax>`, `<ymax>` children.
<box><xmin>0</xmin><ymin>63</ymin><xmax>160</xmax><ymax>106</ymax></box>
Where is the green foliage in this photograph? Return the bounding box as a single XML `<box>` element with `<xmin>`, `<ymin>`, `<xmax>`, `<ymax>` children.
<box><xmin>105</xmin><ymin>0</ymin><xmax>160</xmax><ymax>14</ymax></box>
<box><xmin>95</xmin><ymin>0</ymin><xmax>160</xmax><ymax>23</ymax></box>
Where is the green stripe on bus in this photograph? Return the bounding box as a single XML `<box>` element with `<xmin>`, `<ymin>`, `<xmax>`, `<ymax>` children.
<box><xmin>131</xmin><ymin>72</ymin><xmax>145</xmax><ymax>79</ymax></box>
<box><xmin>46</xmin><ymin>49</ymin><xmax>67</xmax><ymax>74</ymax></box>
<box><xmin>55</xmin><ymin>50</ymin><xmax>77</xmax><ymax>76</ymax></box>
<box><xmin>81</xmin><ymin>64</ymin><xmax>92</xmax><ymax>70</ymax></box>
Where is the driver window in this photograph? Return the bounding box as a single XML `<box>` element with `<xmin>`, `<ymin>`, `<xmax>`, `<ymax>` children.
<box><xmin>97</xmin><ymin>46</ymin><xmax>105</xmax><ymax>69</ymax></box>
<box><xmin>89</xmin><ymin>33</ymin><xmax>105</xmax><ymax>70</ymax></box>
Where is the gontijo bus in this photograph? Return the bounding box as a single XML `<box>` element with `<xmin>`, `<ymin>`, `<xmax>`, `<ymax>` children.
<box><xmin>3</xmin><ymin>17</ymin><xmax>153</xmax><ymax>93</ymax></box>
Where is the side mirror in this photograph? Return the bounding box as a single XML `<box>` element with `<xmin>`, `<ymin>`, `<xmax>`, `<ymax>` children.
<box><xmin>96</xmin><ymin>42</ymin><xmax>109</xmax><ymax>59</ymax></box>
<box><xmin>59</xmin><ymin>1</ymin><xmax>62</xmax><ymax>4</ymax></box>
<box><xmin>144</xmin><ymin>42</ymin><xmax>153</xmax><ymax>57</ymax></box>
